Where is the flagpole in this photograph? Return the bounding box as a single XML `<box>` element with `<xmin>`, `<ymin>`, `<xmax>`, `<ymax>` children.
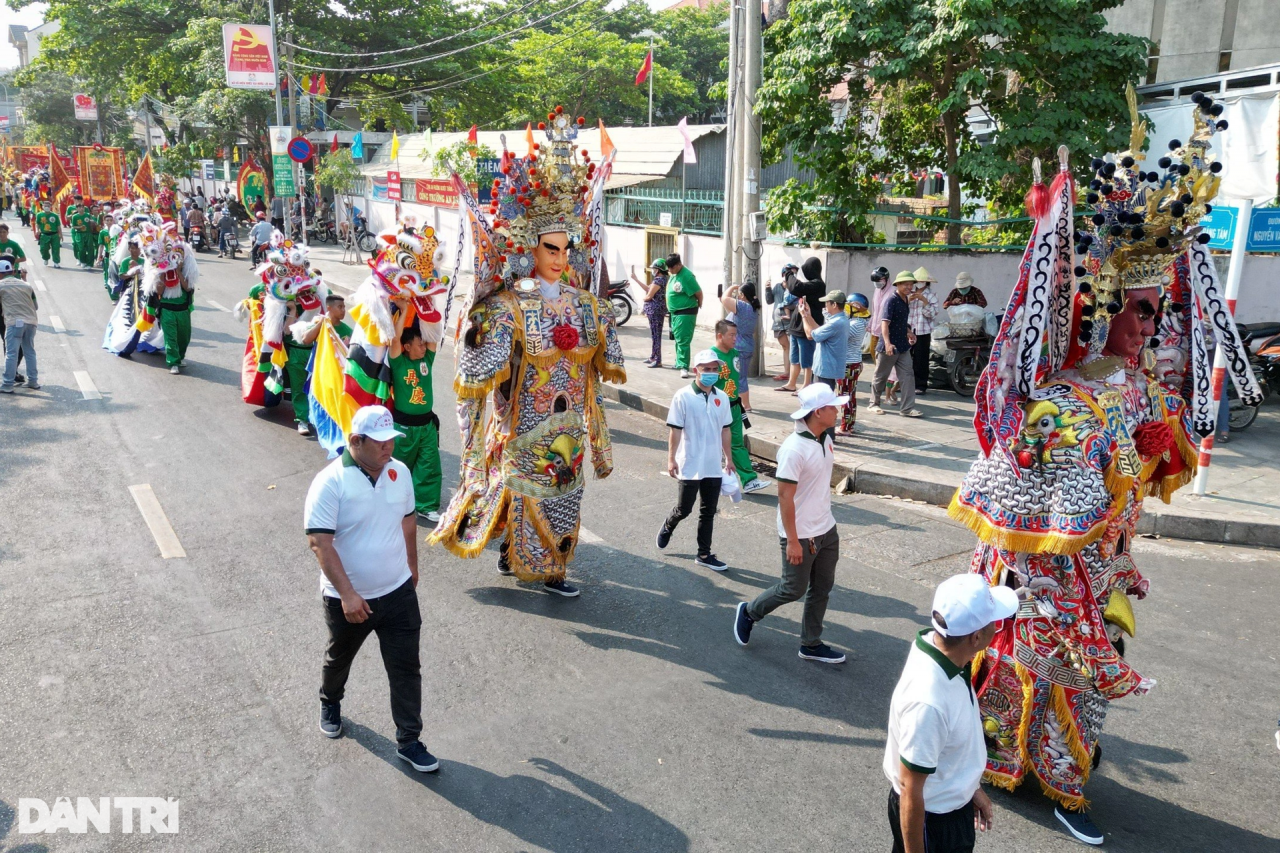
<box><xmin>648</xmin><ymin>36</ymin><xmax>654</xmax><ymax>128</ymax></box>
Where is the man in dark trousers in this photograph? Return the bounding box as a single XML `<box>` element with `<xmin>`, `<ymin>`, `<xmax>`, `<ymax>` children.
<box><xmin>869</xmin><ymin>271</ymin><xmax>921</xmax><ymax>417</ymax></box>
<box><xmin>304</xmin><ymin>405</ymin><xmax>439</xmax><ymax>773</ymax></box>
<box><xmin>778</xmin><ymin>256</ymin><xmax>826</xmax><ymax>391</ymax></box>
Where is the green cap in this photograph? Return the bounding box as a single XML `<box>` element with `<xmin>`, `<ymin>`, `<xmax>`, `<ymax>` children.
<box><xmin>893</xmin><ymin>270</ymin><xmax>917</xmax><ymax>285</ymax></box>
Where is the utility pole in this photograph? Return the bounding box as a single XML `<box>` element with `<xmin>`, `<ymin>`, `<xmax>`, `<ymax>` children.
<box><xmin>742</xmin><ymin>0</ymin><xmax>763</xmax><ymax>376</ymax></box>
<box><xmin>286</xmin><ymin>38</ymin><xmax>298</xmax><ymax>238</ymax></box>
<box><xmin>269</xmin><ymin>0</ymin><xmax>284</xmax><ymax>127</ymax></box>
<box><xmin>729</xmin><ymin>2</ymin><xmax>747</xmax><ymax>289</ymax></box>
<box><xmin>720</xmin><ymin>2</ymin><xmax>741</xmax><ymax>294</ymax></box>
<box><xmin>142</xmin><ymin>100</ymin><xmax>152</xmax><ymax>156</ymax></box>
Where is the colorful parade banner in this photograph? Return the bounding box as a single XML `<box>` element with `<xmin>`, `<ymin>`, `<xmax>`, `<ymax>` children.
<box><xmin>222</xmin><ymin>24</ymin><xmax>277</xmax><ymax>90</ymax></box>
<box><xmin>236</xmin><ymin>156</ymin><xmax>267</xmax><ymax>204</ymax></box>
<box><xmin>131</xmin><ymin>151</ymin><xmax>155</xmax><ymax>202</ymax></box>
<box><xmin>414</xmin><ymin>178</ymin><xmax>458</xmax><ymax>207</ymax></box>
<box><xmin>12</xmin><ymin>145</ymin><xmax>47</xmax><ymax>173</ymax></box>
<box><xmin>49</xmin><ymin>143</ymin><xmax>75</xmax><ymax>207</ymax></box>
<box><xmin>73</xmin><ymin>144</ymin><xmax>126</xmax><ymax>201</ymax></box>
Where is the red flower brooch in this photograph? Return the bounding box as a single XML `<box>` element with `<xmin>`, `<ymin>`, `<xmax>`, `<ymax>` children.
<box><xmin>1132</xmin><ymin>420</ymin><xmax>1174</xmax><ymax>458</ymax></box>
<box><xmin>551</xmin><ymin>323</ymin><xmax>580</xmax><ymax>351</ymax></box>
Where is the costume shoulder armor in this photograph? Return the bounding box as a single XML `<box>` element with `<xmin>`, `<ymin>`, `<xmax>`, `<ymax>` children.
<box><xmin>456</xmin><ymin>291</ymin><xmax>518</xmax><ymax>397</ymax></box>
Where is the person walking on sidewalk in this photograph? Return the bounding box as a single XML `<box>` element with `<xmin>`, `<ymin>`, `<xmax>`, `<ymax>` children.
<box><xmin>0</xmin><ymin>258</ymin><xmax>38</xmax><ymax>392</ymax></box>
<box><xmin>869</xmin><ymin>271</ymin><xmax>921</xmax><ymax>417</ymax></box>
<box><xmin>720</xmin><ymin>282</ymin><xmax>759</xmax><ymax>413</ymax></box>
<box><xmin>733</xmin><ymin>383</ymin><xmax>847</xmax><ymax>664</ymax></box>
<box><xmin>800</xmin><ymin>289</ymin><xmax>850</xmax><ymax>391</ymax></box>
<box><xmin>711</xmin><ymin>319</ymin><xmax>771</xmax><ymax>495</ymax></box>
<box><xmin>633</xmin><ymin>258</ymin><xmax>668</xmax><ymax>367</ymax></box>
<box><xmin>388</xmin><ymin>298</ymin><xmax>442</xmax><ymax>524</ymax></box>
<box><xmin>884</xmin><ymin>574</ymin><xmax>1016</xmax><ymax>853</ymax></box>
<box><xmin>304</xmin><ymin>405</ymin><xmax>438</xmax><ymax>772</ymax></box>
<box><xmin>656</xmin><ymin>349</ymin><xmax>735</xmax><ymax>572</ymax></box>
<box><xmin>666</xmin><ymin>252</ymin><xmax>701</xmax><ymax>378</ymax></box>
<box><xmin>34</xmin><ymin>200</ymin><xmax>62</xmax><ymax>268</ymax></box>
<box><xmin>908</xmin><ymin>266</ymin><xmax>939</xmax><ymax>395</ymax></box>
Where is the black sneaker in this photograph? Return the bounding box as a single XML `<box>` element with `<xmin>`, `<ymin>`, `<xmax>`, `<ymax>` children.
<box><xmin>544</xmin><ymin>579</ymin><xmax>580</xmax><ymax>597</ymax></box>
<box><xmin>799</xmin><ymin>643</ymin><xmax>847</xmax><ymax>664</ymax></box>
<box><xmin>396</xmin><ymin>741</ymin><xmax>440</xmax><ymax>773</ymax></box>
<box><xmin>733</xmin><ymin>602</ymin><xmax>754</xmax><ymax>646</ymax></box>
<box><xmin>656</xmin><ymin>524</ymin><xmax>672</xmax><ymax>550</ymax></box>
<box><xmin>695</xmin><ymin>554</ymin><xmax>728</xmax><ymax>572</ymax></box>
<box><xmin>1055</xmin><ymin>807</ymin><xmax>1104</xmax><ymax>845</ymax></box>
<box><xmin>497</xmin><ymin>552</ymin><xmax>513</xmax><ymax>575</ymax></box>
<box><xmin>319</xmin><ymin>702</ymin><xmax>342</xmax><ymax>738</ymax></box>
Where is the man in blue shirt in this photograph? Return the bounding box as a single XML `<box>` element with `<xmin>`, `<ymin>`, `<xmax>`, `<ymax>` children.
<box><xmin>869</xmin><ymin>271</ymin><xmax>921</xmax><ymax>417</ymax></box>
<box><xmin>800</xmin><ymin>289</ymin><xmax>850</xmax><ymax>390</ymax></box>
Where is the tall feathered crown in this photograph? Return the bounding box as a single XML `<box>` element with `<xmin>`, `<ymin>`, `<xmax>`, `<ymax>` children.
<box><xmin>1072</xmin><ymin>86</ymin><xmax>1227</xmax><ymax>356</ymax></box>
<box><xmin>484</xmin><ymin>106</ymin><xmax>598</xmax><ymax>281</ymax></box>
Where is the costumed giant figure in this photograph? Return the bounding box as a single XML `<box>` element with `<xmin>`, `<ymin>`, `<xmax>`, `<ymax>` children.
<box><xmin>948</xmin><ymin>88</ymin><xmax>1262</xmax><ymax>840</ymax></box>
<box><xmin>429</xmin><ymin>108</ymin><xmax>625</xmax><ymax>595</ymax></box>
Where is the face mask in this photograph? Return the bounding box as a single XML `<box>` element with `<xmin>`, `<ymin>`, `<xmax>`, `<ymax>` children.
<box><xmin>874</xmin><ymin>279</ymin><xmax>888</xmax><ymax>289</ymax></box>
<box><xmin>958</xmin><ymin>286</ymin><xmax>971</xmax><ymax>295</ymax></box>
<box><xmin>698</xmin><ymin>371</ymin><xmax>720</xmax><ymax>387</ymax></box>
<box><xmin>914</xmin><ymin>282</ymin><xmax>926</xmax><ymax>290</ymax></box>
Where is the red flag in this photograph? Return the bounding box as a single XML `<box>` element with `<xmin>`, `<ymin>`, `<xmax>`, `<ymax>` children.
<box><xmin>598</xmin><ymin>120</ymin><xmax>615</xmax><ymax>161</ymax></box>
<box><xmin>467</xmin><ymin>125</ymin><xmax>478</xmax><ymax>144</ymax></box>
<box><xmin>49</xmin><ymin>143</ymin><xmax>74</xmax><ymax>208</ymax></box>
<box><xmin>635</xmin><ymin>50</ymin><xmax>652</xmax><ymax>86</ymax></box>
<box><xmin>318</xmin><ymin>73</ymin><xmax>328</xmax><ymax>95</ymax></box>
<box><xmin>525</xmin><ymin>123</ymin><xmax>535</xmax><ymax>158</ymax></box>
<box><xmin>330</xmin><ymin>133</ymin><xmax>339</xmax><ymax>154</ymax></box>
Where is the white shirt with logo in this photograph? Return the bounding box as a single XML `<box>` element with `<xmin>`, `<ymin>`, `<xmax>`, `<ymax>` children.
<box><xmin>774</xmin><ymin>427</ymin><xmax>836</xmax><ymax>539</ymax></box>
<box><xmin>667</xmin><ymin>383</ymin><xmax>733</xmax><ymax>480</ymax></box>
<box><xmin>304</xmin><ymin>451</ymin><xmax>415</xmax><ymax>599</ymax></box>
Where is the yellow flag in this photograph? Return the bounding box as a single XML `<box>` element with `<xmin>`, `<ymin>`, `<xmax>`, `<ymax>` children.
<box><xmin>389</xmin><ymin>131</ymin><xmax>400</xmax><ymax>161</ymax></box>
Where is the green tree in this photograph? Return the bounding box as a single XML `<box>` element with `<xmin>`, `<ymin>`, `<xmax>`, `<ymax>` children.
<box><xmin>653</xmin><ymin>2</ymin><xmax>729</xmax><ymax>123</ymax></box>
<box><xmin>8</xmin><ymin>67</ymin><xmax>131</xmax><ymax>149</ymax></box>
<box><xmin>429</xmin><ymin>139</ymin><xmax>497</xmax><ymax>186</ymax></box>
<box><xmin>314</xmin><ymin>148</ymin><xmax>363</xmax><ymax>193</ymax></box>
<box><xmin>758</xmin><ymin>0</ymin><xmax>1149</xmax><ymax>244</ymax></box>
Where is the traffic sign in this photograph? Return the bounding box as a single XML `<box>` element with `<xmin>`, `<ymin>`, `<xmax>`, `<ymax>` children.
<box><xmin>1200</xmin><ymin>205</ymin><xmax>1237</xmax><ymax>250</ymax></box>
<box><xmin>1248</xmin><ymin>207</ymin><xmax>1280</xmax><ymax>253</ymax></box>
<box><xmin>287</xmin><ymin>136</ymin><xmax>314</xmax><ymax>163</ymax></box>
<box><xmin>387</xmin><ymin>170</ymin><xmax>402</xmax><ymax>202</ymax></box>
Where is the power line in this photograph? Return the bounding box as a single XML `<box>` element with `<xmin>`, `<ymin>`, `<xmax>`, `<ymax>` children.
<box><xmin>281</xmin><ymin>0</ymin><xmax>547</xmax><ymax>58</ymax></box>
<box><xmin>287</xmin><ymin>0</ymin><xmax>595</xmax><ymax>73</ymax></box>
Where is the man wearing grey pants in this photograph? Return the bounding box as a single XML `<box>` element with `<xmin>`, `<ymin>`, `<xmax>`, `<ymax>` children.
<box><xmin>868</xmin><ymin>270</ymin><xmax>922</xmax><ymax>417</ymax></box>
<box><xmin>733</xmin><ymin>384</ymin><xmax>847</xmax><ymax>664</ymax></box>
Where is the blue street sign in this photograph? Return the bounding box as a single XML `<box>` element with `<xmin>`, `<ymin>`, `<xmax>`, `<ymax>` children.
<box><xmin>287</xmin><ymin>136</ymin><xmax>314</xmax><ymax>163</ymax></box>
<box><xmin>203</xmin><ymin>162</ymin><xmax>215</xmax><ymax>180</ymax></box>
<box><xmin>1247</xmin><ymin>207</ymin><xmax>1280</xmax><ymax>253</ymax></box>
<box><xmin>476</xmin><ymin>157</ymin><xmax>501</xmax><ymax>203</ymax></box>
<box><xmin>1200</xmin><ymin>205</ymin><xmax>1237</xmax><ymax>250</ymax></box>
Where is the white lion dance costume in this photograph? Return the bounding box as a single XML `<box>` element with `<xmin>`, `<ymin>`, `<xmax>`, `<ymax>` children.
<box><xmin>103</xmin><ymin>220</ymin><xmax>198</xmax><ymax>357</ymax></box>
<box><xmin>306</xmin><ymin>222</ymin><xmax>448</xmax><ymax>457</ymax></box>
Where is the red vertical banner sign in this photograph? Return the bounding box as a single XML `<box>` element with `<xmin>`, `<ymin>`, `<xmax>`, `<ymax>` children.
<box><xmin>386</xmin><ymin>170</ymin><xmax>402</xmax><ymax>201</ymax></box>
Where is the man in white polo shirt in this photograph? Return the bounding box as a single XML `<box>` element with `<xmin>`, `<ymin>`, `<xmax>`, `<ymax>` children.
<box><xmin>304</xmin><ymin>405</ymin><xmax>438</xmax><ymax>773</ymax></box>
<box><xmin>656</xmin><ymin>349</ymin><xmax>734</xmax><ymax>571</ymax></box>
<box><xmin>733</xmin><ymin>383</ymin><xmax>847</xmax><ymax>663</ymax></box>
<box><xmin>883</xmin><ymin>574</ymin><xmax>1018</xmax><ymax>853</ymax></box>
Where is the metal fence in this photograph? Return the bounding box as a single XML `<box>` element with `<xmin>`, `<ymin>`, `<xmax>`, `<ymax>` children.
<box><xmin>603</xmin><ymin>187</ymin><xmax>1034</xmax><ymax>252</ymax></box>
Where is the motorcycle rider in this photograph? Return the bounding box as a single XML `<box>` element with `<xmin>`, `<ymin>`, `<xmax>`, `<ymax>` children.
<box><xmin>248</xmin><ymin>211</ymin><xmax>274</xmax><ymax>267</ymax></box>
<box><xmin>215</xmin><ymin>206</ymin><xmax>239</xmax><ymax>257</ymax></box>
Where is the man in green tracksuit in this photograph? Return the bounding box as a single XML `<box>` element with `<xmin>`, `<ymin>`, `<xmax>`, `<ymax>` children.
<box><xmin>711</xmin><ymin>318</ymin><xmax>772</xmax><ymax>495</ymax></box>
<box><xmin>665</xmin><ymin>252</ymin><xmax>701</xmax><ymax>378</ymax></box>
<box><xmin>158</xmin><ymin>264</ymin><xmax>196</xmax><ymax>374</ymax></box>
<box><xmin>34</xmin><ymin>201</ymin><xmax>62</xmax><ymax>267</ymax></box>
<box><xmin>98</xmin><ymin>214</ymin><xmax>116</xmax><ymax>291</ymax></box>
<box><xmin>388</xmin><ymin>298</ymin><xmax>442</xmax><ymax>522</ymax></box>
<box><xmin>70</xmin><ymin>203</ymin><xmax>96</xmax><ymax>268</ymax></box>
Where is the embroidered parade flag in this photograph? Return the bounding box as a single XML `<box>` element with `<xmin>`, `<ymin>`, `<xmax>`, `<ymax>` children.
<box><xmin>677</xmin><ymin>117</ymin><xmax>697</xmax><ymax>164</ymax></box>
<box><xmin>635</xmin><ymin>50</ymin><xmax>652</xmax><ymax>86</ymax></box>
<box><xmin>73</xmin><ymin>145</ymin><xmax>127</xmax><ymax>200</ymax></box>
<box><xmin>132</xmin><ymin>151</ymin><xmax>155</xmax><ymax>202</ymax></box>
<box><xmin>350</xmin><ymin>132</ymin><xmax>364</xmax><ymax>160</ymax></box>
<box><xmin>389</xmin><ymin>131</ymin><xmax>400</xmax><ymax>161</ymax></box>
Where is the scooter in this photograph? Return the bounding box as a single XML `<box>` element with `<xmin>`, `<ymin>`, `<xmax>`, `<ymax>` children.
<box><xmin>189</xmin><ymin>225</ymin><xmax>206</xmax><ymax>253</ymax></box>
<box><xmin>224</xmin><ymin>232</ymin><xmax>239</xmax><ymax>260</ymax></box>
<box><xmin>606</xmin><ymin>279</ymin><xmax>634</xmax><ymax>326</ymax></box>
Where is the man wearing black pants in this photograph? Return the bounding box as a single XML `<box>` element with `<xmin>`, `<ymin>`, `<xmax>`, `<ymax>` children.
<box><xmin>657</xmin><ymin>349</ymin><xmax>734</xmax><ymax>572</ymax></box>
<box><xmin>304</xmin><ymin>405</ymin><xmax>439</xmax><ymax>772</ymax></box>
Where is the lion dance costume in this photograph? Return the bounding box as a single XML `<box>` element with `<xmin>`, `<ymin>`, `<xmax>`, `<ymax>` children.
<box><xmin>103</xmin><ymin>219</ymin><xmax>198</xmax><ymax>358</ymax></box>
<box><xmin>305</xmin><ymin>222</ymin><xmax>449</xmax><ymax>457</ymax></box>
<box><xmin>428</xmin><ymin>107</ymin><xmax>625</xmax><ymax>584</ymax></box>
<box><xmin>949</xmin><ymin>90</ymin><xmax>1262</xmax><ymax>813</ymax></box>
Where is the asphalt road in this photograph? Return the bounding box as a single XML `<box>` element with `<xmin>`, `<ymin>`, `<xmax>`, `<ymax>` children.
<box><xmin>1</xmin><ymin>235</ymin><xmax>1277</xmax><ymax>852</ymax></box>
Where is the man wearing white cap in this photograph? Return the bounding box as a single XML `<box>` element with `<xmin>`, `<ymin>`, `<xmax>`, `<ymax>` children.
<box><xmin>883</xmin><ymin>574</ymin><xmax>1018</xmax><ymax>853</ymax></box>
<box><xmin>304</xmin><ymin>405</ymin><xmax>439</xmax><ymax>773</ymax></box>
<box><xmin>733</xmin><ymin>383</ymin><xmax>847</xmax><ymax>663</ymax></box>
<box><xmin>657</xmin><ymin>349</ymin><xmax>735</xmax><ymax>571</ymax></box>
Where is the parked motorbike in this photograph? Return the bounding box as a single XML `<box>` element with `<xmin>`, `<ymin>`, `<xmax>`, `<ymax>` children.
<box><xmin>606</xmin><ymin>279</ymin><xmax>634</xmax><ymax>325</ymax></box>
<box><xmin>929</xmin><ymin>304</ymin><xmax>994</xmax><ymax>396</ymax></box>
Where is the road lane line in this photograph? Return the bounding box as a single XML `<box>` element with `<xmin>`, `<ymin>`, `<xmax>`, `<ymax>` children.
<box><xmin>73</xmin><ymin>370</ymin><xmax>102</xmax><ymax>400</ymax></box>
<box><xmin>206</xmin><ymin>299</ymin><xmax>231</xmax><ymax>312</ymax></box>
<box><xmin>49</xmin><ymin>315</ymin><xmax>68</xmax><ymax>346</ymax></box>
<box><xmin>129</xmin><ymin>484</ymin><xmax>187</xmax><ymax>559</ymax></box>
<box><xmin>33</xmin><ymin>278</ymin><xmax>46</xmax><ymax>291</ymax></box>
<box><xmin>579</xmin><ymin>526</ymin><xmax>603</xmax><ymax>544</ymax></box>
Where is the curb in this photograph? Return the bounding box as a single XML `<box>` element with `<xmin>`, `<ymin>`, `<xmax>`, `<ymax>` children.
<box><xmin>601</xmin><ymin>383</ymin><xmax>1280</xmax><ymax>549</ymax></box>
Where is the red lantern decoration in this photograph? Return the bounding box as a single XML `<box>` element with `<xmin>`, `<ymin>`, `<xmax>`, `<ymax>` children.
<box><xmin>577</xmin><ymin>116</ymin><xmax>585</xmax><ymax>126</ymax></box>
<box><xmin>538</xmin><ymin>121</ymin><xmax>546</xmax><ymax>130</ymax></box>
<box><xmin>555</xmin><ymin>105</ymin><xmax>564</xmax><ymax>115</ymax></box>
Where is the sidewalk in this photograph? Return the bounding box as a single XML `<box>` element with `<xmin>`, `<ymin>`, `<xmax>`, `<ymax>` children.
<box><xmin>605</xmin><ymin>317</ymin><xmax>1280</xmax><ymax>549</ymax></box>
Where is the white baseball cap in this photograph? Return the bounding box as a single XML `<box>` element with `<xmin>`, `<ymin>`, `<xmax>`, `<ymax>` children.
<box><xmin>692</xmin><ymin>349</ymin><xmax>721</xmax><ymax>369</ymax></box>
<box><xmin>931</xmin><ymin>574</ymin><xmax>1019</xmax><ymax>637</ymax></box>
<box><xmin>350</xmin><ymin>405</ymin><xmax>405</xmax><ymax>441</ymax></box>
<box><xmin>791</xmin><ymin>383</ymin><xmax>848</xmax><ymax>420</ymax></box>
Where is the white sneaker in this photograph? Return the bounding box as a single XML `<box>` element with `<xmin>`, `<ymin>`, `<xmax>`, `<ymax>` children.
<box><xmin>420</xmin><ymin>511</ymin><xmax>441</xmax><ymax>524</ymax></box>
<box><xmin>867</xmin><ymin>404</ymin><xmax>885</xmax><ymax>414</ymax></box>
<box><xmin>297</xmin><ymin>422</ymin><xmax>312</xmax><ymax>436</ymax></box>
<box><xmin>53</xmin><ymin>262</ymin><xmax>60</xmax><ymax>269</ymax></box>
<box><xmin>680</xmin><ymin>370</ymin><xmax>690</xmax><ymax>379</ymax></box>
<box><xmin>742</xmin><ymin>477</ymin><xmax>771</xmax><ymax>494</ymax></box>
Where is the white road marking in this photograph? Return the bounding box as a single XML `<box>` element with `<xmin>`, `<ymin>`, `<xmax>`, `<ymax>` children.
<box><xmin>73</xmin><ymin>370</ymin><xmax>102</xmax><ymax>400</ymax></box>
<box><xmin>33</xmin><ymin>278</ymin><xmax>46</xmax><ymax>291</ymax></box>
<box><xmin>49</xmin><ymin>315</ymin><xmax>66</xmax><ymax>332</ymax></box>
<box><xmin>129</xmin><ymin>484</ymin><xmax>187</xmax><ymax>559</ymax></box>
<box><xmin>206</xmin><ymin>299</ymin><xmax>231</xmax><ymax>312</ymax></box>
<box><xmin>579</xmin><ymin>526</ymin><xmax>603</xmax><ymax>544</ymax></box>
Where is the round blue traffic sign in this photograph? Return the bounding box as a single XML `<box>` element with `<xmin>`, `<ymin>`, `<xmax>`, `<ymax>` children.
<box><xmin>287</xmin><ymin>137</ymin><xmax>314</xmax><ymax>163</ymax></box>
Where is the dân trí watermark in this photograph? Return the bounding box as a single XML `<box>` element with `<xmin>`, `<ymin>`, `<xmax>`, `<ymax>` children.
<box><xmin>19</xmin><ymin>797</ymin><xmax>179</xmax><ymax>834</ymax></box>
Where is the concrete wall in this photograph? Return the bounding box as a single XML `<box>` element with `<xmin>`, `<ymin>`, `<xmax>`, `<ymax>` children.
<box><xmin>1107</xmin><ymin>0</ymin><xmax>1280</xmax><ymax>83</ymax></box>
